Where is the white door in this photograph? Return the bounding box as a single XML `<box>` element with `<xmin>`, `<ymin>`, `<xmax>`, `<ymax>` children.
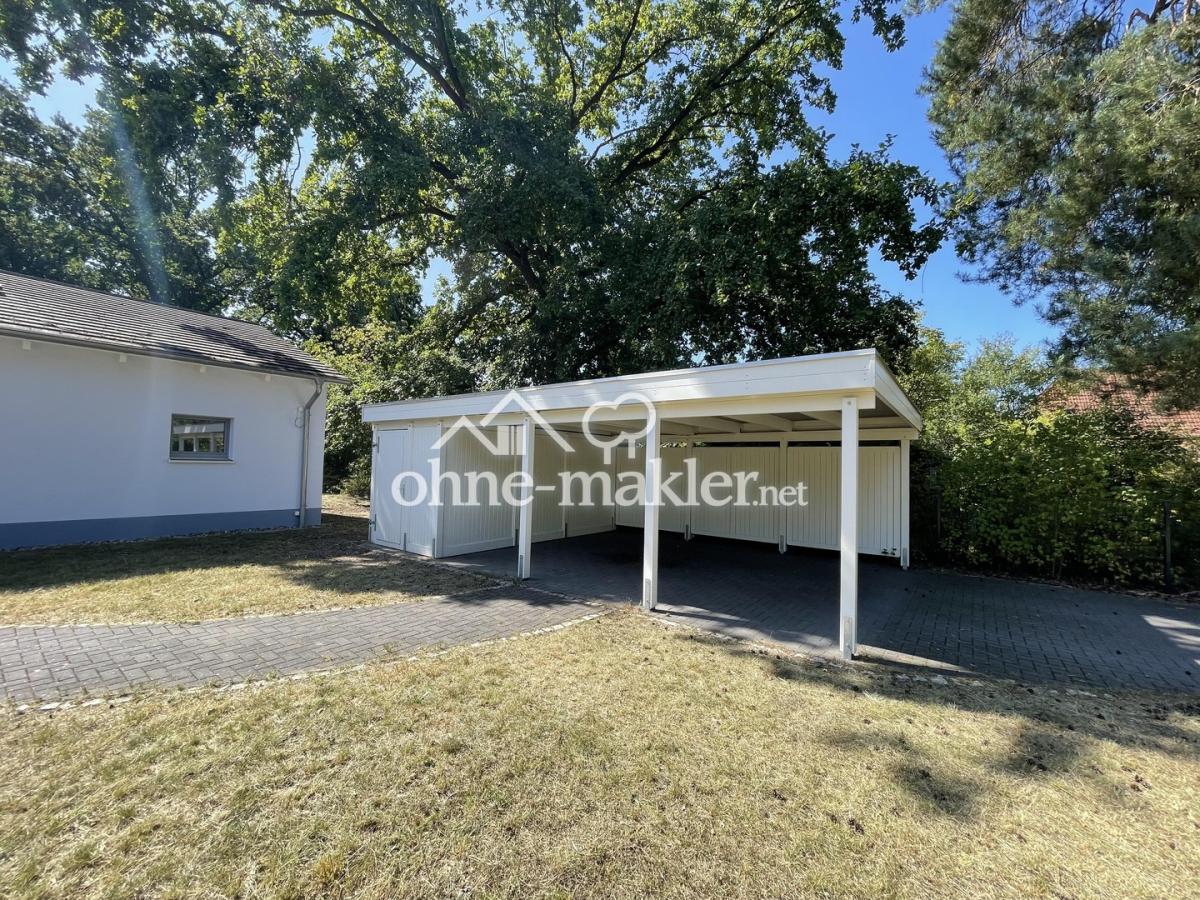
<box><xmin>371</xmin><ymin>426</ymin><xmax>438</xmax><ymax>556</ymax></box>
<box><xmin>372</xmin><ymin>427</ymin><xmax>410</xmax><ymax>550</ymax></box>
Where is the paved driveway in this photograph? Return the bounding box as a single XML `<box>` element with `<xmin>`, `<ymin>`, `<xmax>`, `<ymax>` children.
<box><xmin>0</xmin><ymin>586</ymin><xmax>598</xmax><ymax>702</ymax></box>
<box><xmin>5</xmin><ymin>531</ymin><xmax>1197</xmax><ymax>701</ymax></box>
<box><xmin>448</xmin><ymin>529</ymin><xmax>1200</xmax><ymax>693</ymax></box>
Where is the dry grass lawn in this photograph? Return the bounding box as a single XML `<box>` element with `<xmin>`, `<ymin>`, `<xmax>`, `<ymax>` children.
<box><xmin>0</xmin><ymin>495</ymin><xmax>495</xmax><ymax>624</ymax></box>
<box><xmin>2</xmin><ymin>610</ymin><xmax>1197</xmax><ymax>898</ymax></box>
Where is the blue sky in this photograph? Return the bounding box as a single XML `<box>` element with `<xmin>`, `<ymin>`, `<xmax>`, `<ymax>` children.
<box><xmin>811</xmin><ymin>4</ymin><xmax>1056</xmax><ymax>350</ymax></box>
<box><xmin>1</xmin><ymin>4</ymin><xmax>1057</xmax><ymax>353</ymax></box>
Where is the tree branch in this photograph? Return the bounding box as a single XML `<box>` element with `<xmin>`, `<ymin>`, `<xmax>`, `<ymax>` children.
<box><xmin>610</xmin><ymin>11</ymin><xmax>803</xmax><ymax>184</ymax></box>
<box><xmin>552</xmin><ymin>0</ymin><xmax>580</xmax><ymax>111</ymax></box>
<box><xmin>250</xmin><ymin>0</ymin><xmax>470</xmax><ymax>111</ymax></box>
<box><xmin>575</xmin><ymin>0</ymin><xmax>644</xmax><ymax>123</ymax></box>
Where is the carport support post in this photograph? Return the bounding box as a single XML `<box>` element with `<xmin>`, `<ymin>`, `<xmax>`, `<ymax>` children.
<box><xmin>641</xmin><ymin>413</ymin><xmax>661</xmax><ymax>611</ymax></box>
<box><xmin>900</xmin><ymin>437</ymin><xmax>911</xmax><ymax>569</ymax></box>
<box><xmin>840</xmin><ymin>397</ymin><xmax>859</xmax><ymax>660</ymax></box>
<box><xmin>517</xmin><ymin>417</ymin><xmax>535</xmax><ymax>580</ymax></box>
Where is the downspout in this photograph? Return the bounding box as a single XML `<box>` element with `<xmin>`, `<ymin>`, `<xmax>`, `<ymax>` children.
<box><xmin>298</xmin><ymin>378</ymin><xmax>324</xmax><ymax>527</ymax></box>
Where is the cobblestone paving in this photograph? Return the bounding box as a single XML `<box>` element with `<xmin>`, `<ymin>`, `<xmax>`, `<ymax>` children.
<box><xmin>0</xmin><ymin>586</ymin><xmax>595</xmax><ymax>701</ymax></box>
<box><xmin>450</xmin><ymin>530</ymin><xmax>1200</xmax><ymax>693</ymax></box>
<box><xmin>6</xmin><ymin>531</ymin><xmax>1198</xmax><ymax>701</ymax></box>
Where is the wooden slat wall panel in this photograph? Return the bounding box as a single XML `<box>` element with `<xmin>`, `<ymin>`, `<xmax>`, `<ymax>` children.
<box><xmin>787</xmin><ymin>446</ymin><xmax>840</xmax><ymax>550</ymax></box>
<box><xmin>613</xmin><ymin>444</ymin><xmax>644</xmax><ymax>527</ymax></box>
<box><xmin>727</xmin><ymin>446</ymin><xmax>783</xmax><ymax>544</ymax></box>
<box><xmin>533</xmin><ymin>432</ymin><xmax>565</xmax><ymax>542</ymax></box>
<box><xmin>439</xmin><ymin>428</ymin><xmax>517</xmax><ymax>557</ymax></box>
<box><xmin>785</xmin><ymin>446</ymin><xmax>900</xmax><ymax>556</ymax></box>
<box><xmin>563</xmin><ymin>436</ymin><xmax>616</xmax><ymax>536</ymax></box>
<box><xmin>659</xmin><ymin>445</ymin><xmax>689</xmax><ymax>534</ymax></box>
<box><xmin>690</xmin><ymin>446</ymin><xmax>733</xmax><ymax>538</ymax></box>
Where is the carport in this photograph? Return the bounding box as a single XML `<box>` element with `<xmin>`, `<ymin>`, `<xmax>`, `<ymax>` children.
<box><xmin>362</xmin><ymin>349</ymin><xmax>922</xmax><ymax>659</ymax></box>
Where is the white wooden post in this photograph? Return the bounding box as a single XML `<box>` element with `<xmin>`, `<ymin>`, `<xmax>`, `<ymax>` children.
<box><xmin>641</xmin><ymin>413</ymin><xmax>661</xmax><ymax>611</ymax></box>
<box><xmin>900</xmin><ymin>436</ymin><xmax>911</xmax><ymax>570</ymax></box>
<box><xmin>839</xmin><ymin>397</ymin><xmax>859</xmax><ymax>660</ymax></box>
<box><xmin>517</xmin><ymin>417</ymin><xmax>535</xmax><ymax>579</ymax></box>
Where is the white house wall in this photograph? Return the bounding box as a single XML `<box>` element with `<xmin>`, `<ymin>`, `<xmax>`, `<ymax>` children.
<box><xmin>0</xmin><ymin>335</ymin><xmax>327</xmax><ymax>549</ymax></box>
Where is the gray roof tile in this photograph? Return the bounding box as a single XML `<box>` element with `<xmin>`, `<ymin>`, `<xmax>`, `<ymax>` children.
<box><xmin>0</xmin><ymin>270</ymin><xmax>348</xmax><ymax>383</ymax></box>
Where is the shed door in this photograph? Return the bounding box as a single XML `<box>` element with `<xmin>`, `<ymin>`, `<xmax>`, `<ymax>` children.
<box><xmin>372</xmin><ymin>427</ymin><xmax>410</xmax><ymax>550</ymax></box>
<box><xmin>371</xmin><ymin>426</ymin><xmax>438</xmax><ymax>556</ymax></box>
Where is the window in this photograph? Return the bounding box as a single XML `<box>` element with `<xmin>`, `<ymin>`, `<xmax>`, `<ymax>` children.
<box><xmin>170</xmin><ymin>415</ymin><xmax>231</xmax><ymax>460</ymax></box>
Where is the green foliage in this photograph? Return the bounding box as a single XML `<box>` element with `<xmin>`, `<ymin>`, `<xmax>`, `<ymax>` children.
<box><xmin>936</xmin><ymin>407</ymin><xmax>1200</xmax><ymax>585</ymax></box>
<box><xmin>924</xmin><ymin>1</ymin><xmax>1200</xmax><ymax>406</ymax></box>
<box><xmin>2</xmin><ymin>0</ymin><xmax>949</xmax><ymax>491</ymax></box>
<box><xmin>902</xmin><ymin>328</ymin><xmax>1200</xmax><ymax>588</ymax></box>
<box><xmin>0</xmin><ymin>85</ymin><xmax>225</xmax><ymax>309</ymax></box>
<box><xmin>3</xmin><ymin>0</ymin><xmax>942</xmax><ymax>369</ymax></box>
<box><xmin>311</xmin><ymin>314</ymin><xmax>477</xmax><ymax>493</ymax></box>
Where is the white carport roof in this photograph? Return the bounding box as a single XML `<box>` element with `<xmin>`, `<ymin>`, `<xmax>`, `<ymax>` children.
<box><xmin>362</xmin><ymin>348</ymin><xmax>921</xmax><ymax>437</ymax></box>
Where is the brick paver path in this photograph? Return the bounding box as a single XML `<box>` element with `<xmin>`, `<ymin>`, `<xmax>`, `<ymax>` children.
<box><xmin>6</xmin><ymin>532</ymin><xmax>1198</xmax><ymax>700</ymax></box>
<box><xmin>0</xmin><ymin>586</ymin><xmax>595</xmax><ymax>701</ymax></box>
<box><xmin>450</xmin><ymin>530</ymin><xmax>1200</xmax><ymax>693</ymax></box>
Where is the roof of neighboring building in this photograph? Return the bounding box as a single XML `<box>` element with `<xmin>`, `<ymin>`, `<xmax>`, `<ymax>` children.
<box><xmin>0</xmin><ymin>270</ymin><xmax>349</xmax><ymax>383</ymax></box>
<box><xmin>1045</xmin><ymin>375</ymin><xmax>1200</xmax><ymax>437</ymax></box>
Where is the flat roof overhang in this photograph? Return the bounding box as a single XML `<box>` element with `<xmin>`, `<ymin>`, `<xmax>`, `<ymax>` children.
<box><xmin>361</xmin><ymin>349</ymin><xmax>921</xmax><ymax>438</ymax></box>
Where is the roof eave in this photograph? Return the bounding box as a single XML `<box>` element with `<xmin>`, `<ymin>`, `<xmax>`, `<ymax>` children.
<box><xmin>1</xmin><ymin>327</ymin><xmax>350</xmax><ymax>385</ymax></box>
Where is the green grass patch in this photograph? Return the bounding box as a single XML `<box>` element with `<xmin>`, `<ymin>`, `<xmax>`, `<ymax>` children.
<box><xmin>2</xmin><ymin>611</ymin><xmax>1196</xmax><ymax>897</ymax></box>
<box><xmin>0</xmin><ymin>495</ymin><xmax>495</xmax><ymax>624</ymax></box>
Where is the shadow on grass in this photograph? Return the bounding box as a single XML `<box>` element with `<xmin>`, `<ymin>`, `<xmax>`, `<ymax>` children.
<box><xmin>678</xmin><ymin>630</ymin><xmax>1200</xmax><ymax>820</ymax></box>
<box><xmin>821</xmin><ymin>727</ymin><xmax>983</xmax><ymax>819</ymax></box>
<box><xmin>0</xmin><ymin>510</ymin><xmax>549</xmax><ymax>611</ymax></box>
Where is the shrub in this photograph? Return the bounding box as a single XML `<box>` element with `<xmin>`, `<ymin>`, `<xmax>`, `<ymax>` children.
<box><xmin>901</xmin><ymin>328</ymin><xmax>1199</xmax><ymax>589</ymax></box>
<box><xmin>922</xmin><ymin>407</ymin><xmax>1200</xmax><ymax>588</ymax></box>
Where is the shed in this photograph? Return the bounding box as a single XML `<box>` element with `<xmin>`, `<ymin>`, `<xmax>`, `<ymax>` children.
<box><xmin>0</xmin><ymin>270</ymin><xmax>349</xmax><ymax>549</ymax></box>
<box><xmin>363</xmin><ymin>349</ymin><xmax>921</xmax><ymax>659</ymax></box>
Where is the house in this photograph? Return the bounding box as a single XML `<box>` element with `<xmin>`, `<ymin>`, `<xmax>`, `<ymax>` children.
<box><xmin>1044</xmin><ymin>374</ymin><xmax>1200</xmax><ymax>446</ymax></box>
<box><xmin>361</xmin><ymin>349</ymin><xmax>921</xmax><ymax>660</ymax></box>
<box><xmin>0</xmin><ymin>270</ymin><xmax>349</xmax><ymax>550</ymax></box>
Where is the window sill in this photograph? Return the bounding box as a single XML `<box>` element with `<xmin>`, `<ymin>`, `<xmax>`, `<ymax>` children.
<box><xmin>167</xmin><ymin>458</ymin><xmax>236</xmax><ymax>464</ymax></box>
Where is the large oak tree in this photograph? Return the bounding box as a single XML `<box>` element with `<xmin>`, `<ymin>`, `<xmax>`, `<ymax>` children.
<box><xmin>3</xmin><ymin>0</ymin><xmax>943</xmax><ymax>389</ymax></box>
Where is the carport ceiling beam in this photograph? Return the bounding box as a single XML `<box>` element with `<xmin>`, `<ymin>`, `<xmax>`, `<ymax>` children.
<box><xmin>595</xmin><ymin>419</ymin><xmax>696</xmax><ymax>436</ymax></box>
<box><xmin>467</xmin><ymin>391</ymin><xmax>876</xmax><ymax>426</ymax></box>
<box><xmin>727</xmin><ymin>413</ymin><xmax>793</xmax><ymax>431</ymax></box>
<box><xmin>673</xmin><ymin>417</ymin><xmax>742</xmax><ymax>433</ymax></box>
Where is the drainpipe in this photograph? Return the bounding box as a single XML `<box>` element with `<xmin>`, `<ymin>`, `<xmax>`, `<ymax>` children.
<box><xmin>298</xmin><ymin>378</ymin><xmax>324</xmax><ymax>527</ymax></box>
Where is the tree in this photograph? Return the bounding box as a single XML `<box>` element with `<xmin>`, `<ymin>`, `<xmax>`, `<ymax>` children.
<box><xmin>923</xmin><ymin>0</ymin><xmax>1200</xmax><ymax>405</ymax></box>
<box><xmin>3</xmin><ymin>0</ymin><xmax>943</xmax><ymax>378</ymax></box>
<box><xmin>899</xmin><ymin>326</ymin><xmax>1199</xmax><ymax>586</ymax></box>
<box><xmin>0</xmin><ymin>84</ymin><xmax>226</xmax><ymax>310</ymax></box>
<box><xmin>901</xmin><ymin>326</ymin><xmax>1051</xmax><ymax>448</ymax></box>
